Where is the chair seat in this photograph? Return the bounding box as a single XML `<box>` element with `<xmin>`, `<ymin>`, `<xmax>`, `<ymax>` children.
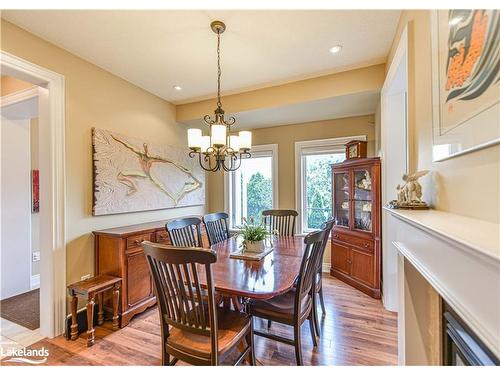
<box><xmin>248</xmin><ymin>289</ymin><xmax>311</xmax><ymax>325</ymax></box>
<box><xmin>167</xmin><ymin>308</ymin><xmax>250</xmax><ymax>360</ymax></box>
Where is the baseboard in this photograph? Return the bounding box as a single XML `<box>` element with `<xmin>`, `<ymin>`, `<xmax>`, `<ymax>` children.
<box><xmin>30</xmin><ymin>274</ymin><xmax>40</xmax><ymax>290</ymax></box>
<box><xmin>322</xmin><ymin>262</ymin><xmax>331</xmax><ymax>273</ymax></box>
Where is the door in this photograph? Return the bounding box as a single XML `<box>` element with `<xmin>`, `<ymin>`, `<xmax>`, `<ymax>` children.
<box><xmin>332</xmin><ymin>241</ymin><xmax>350</xmax><ymax>275</ymax></box>
<box><xmin>126</xmin><ymin>250</ymin><xmax>153</xmax><ymax>307</ymax></box>
<box><xmin>332</xmin><ymin>170</ymin><xmax>350</xmax><ymax>228</ymax></box>
<box><xmin>352</xmin><ymin>167</ymin><xmax>374</xmax><ymax>233</ymax></box>
<box><xmin>0</xmin><ymin>116</ymin><xmax>32</xmax><ymax>299</ymax></box>
<box><xmin>350</xmin><ymin>248</ymin><xmax>374</xmax><ymax>286</ymax></box>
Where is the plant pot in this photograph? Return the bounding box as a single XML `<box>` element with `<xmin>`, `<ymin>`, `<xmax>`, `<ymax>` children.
<box><xmin>244</xmin><ymin>240</ymin><xmax>265</xmax><ymax>253</ymax></box>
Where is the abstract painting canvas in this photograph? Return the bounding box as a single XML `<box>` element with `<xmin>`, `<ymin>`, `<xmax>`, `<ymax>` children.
<box><xmin>92</xmin><ymin>128</ymin><xmax>205</xmax><ymax>216</ymax></box>
<box><xmin>431</xmin><ymin>9</ymin><xmax>499</xmax><ymax>161</ymax></box>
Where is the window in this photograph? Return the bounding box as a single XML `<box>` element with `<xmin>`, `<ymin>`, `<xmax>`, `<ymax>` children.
<box><xmin>303</xmin><ymin>153</ymin><xmax>345</xmax><ymax>231</ymax></box>
<box><xmin>226</xmin><ymin>144</ymin><xmax>278</xmax><ymax>228</ymax></box>
<box><xmin>295</xmin><ymin>136</ymin><xmax>366</xmax><ymax>234</ymax></box>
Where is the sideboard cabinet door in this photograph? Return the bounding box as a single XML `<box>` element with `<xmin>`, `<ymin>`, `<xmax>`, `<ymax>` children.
<box><xmin>126</xmin><ymin>250</ymin><xmax>153</xmax><ymax>308</ymax></box>
<box><xmin>332</xmin><ymin>241</ymin><xmax>351</xmax><ymax>276</ymax></box>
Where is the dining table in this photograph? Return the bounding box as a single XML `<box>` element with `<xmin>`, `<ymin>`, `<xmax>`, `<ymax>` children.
<box><xmin>197</xmin><ymin>234</ymin><xmax>307</xmax><ymax>301</ymax></box>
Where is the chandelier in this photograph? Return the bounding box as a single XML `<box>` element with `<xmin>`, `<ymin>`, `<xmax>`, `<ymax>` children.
<box><xmin>187</xmin><ymin>21</ymin><xmax>251</xmax><ymax>172</ymax></box>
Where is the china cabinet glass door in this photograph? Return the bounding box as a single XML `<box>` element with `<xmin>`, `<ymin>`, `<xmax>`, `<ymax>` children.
<box><xmin>353</xmin><ymin>168</ymin><xmax>373</xmax><ymax>232</ymax></box>
<box><xmin>333</xmin><ymin>171</ymin><xmax>350</xmax><ymax>228</ymax></box>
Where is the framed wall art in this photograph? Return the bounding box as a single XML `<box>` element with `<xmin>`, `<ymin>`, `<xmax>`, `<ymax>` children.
<box><xmin>32</xmin><ymin>169</ymin><xmax>39</xmax><ymax>213</ymax></box>
<box><xmin>92</xmin><ymin>128</ymin><xmax>205</xmax><ymax>216</ymax></box>
<box><xmin>431</xmin><ymin>9</ymin><xmax>499</xmax><ymax>161</ymax></box>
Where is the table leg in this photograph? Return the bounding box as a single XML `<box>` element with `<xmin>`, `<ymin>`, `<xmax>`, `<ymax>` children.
<box><xmin>97</xmin><ymin>293</ymin><xmax>104</xmax><ymax>325</ymax></box>
<box><xmin>112</xmin><ymin>284</ymin><xmax>120</xmax><ymax>330</ymax></box>
<box><xmin>70</xmin><ymin>293</ymin><xmax>78</xmax><ymax>340</ymax></box>
<box><xmin>86</xmin><ymin>295</ymin><xmax>95</xmax><ymax>347</ymax></box>
<box><xmin>232</xmin><ymin>296</ymin><xmax>242</xmax><ymax>312</ymax></box>
<box><xmin>222</xmin><ymin>296</ymin><xmax>232</xmax><ymax>310</ymax></box>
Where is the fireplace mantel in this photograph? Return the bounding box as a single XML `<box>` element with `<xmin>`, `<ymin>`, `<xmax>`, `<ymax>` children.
<box><xmin>385</xmin><ymin>208</ymin><xmax>500</xmax><ymax>364</ymax></box>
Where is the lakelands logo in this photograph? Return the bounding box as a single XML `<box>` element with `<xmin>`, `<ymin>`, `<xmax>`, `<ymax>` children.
<box><xmin>1</xmin><ymin>347</ymin><xmax>49</xmax><ymax>364</ymax></box>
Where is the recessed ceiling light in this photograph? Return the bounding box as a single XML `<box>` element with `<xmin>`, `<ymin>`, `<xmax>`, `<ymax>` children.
<box><xmin>449</xmin><ymin>16</ymin><xmax>463</xmax><ymax>26</ymax></box>
<box><xmin>173</xmin><ymin>85</ymin><xmax>182</xmax><ymax>91</ymax></box>
<box><xmin>329</xmin><ymin>45</ymin><xmax>342</xmax><ymax>54</ymax></box>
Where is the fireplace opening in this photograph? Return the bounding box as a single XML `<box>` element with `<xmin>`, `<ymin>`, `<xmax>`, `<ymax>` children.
<box><xmin>442</xmin><ymin>302</ymin><xmax>498</xmax><ymax>366</ymax></box>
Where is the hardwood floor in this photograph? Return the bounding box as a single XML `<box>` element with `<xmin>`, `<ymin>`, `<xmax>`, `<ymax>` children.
<box><xmin>1</xmin><ymin>276</ymin><xmax>397</xmax><ymax>366</ymax></box>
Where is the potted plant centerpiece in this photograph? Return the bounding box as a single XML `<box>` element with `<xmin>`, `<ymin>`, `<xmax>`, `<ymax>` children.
<box><xmin>240</xmin><ymin>217</ymin><xmax>271</xmax><ymax>253</ymax></box>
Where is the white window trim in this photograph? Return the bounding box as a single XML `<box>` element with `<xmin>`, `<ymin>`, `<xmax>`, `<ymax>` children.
<box><xmin>224</xmin><ymin>144</ymin><xmax>279</xmax><ymax>229</ymax></box>
<box><xmin>294</xmin><ymin>135</ymin><xmax>367</xmax><ymax>235</ymax></box>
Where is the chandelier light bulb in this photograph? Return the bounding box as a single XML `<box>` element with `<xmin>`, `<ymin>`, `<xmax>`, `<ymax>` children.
<box><xmin>187</xmin><ymin>128</ymin><xmax>202</xmax><ymax>150</ymax></box>
<box><xmin>239</xmin><ymin>131</ymin><xmax>252</xmax><ymax>150</ymax></box>
<box><xmin>200</xmin><ymin>136</ymin><xmax>210</xmax><ymax>153</ymax></box>
<box><xmin>229</xmin><ymin>135</ymin><xmax>240</xmax><ymax>151</ymax></box>
<box><xmin>211</xmin><ymin>125</ymin><xmax>227</xmax><ymax>147</ymax></box>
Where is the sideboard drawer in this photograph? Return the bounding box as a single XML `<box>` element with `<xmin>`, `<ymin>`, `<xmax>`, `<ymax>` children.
<box><xmin>332</xmin><ymin>232</ymin><xmax>373</xmax><ymax>251</ymax></box>
<box><xmin>155</xmin><ymin>230</ymin><xmax>170</xmax><ymax>244</ymax></box>
<box><xmin>126</xmin><ymin>233</ymin><xmax>153</xmax><ymax>249</ymax></box>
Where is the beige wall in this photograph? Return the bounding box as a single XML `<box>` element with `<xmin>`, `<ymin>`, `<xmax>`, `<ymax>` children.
<box><xmin>1</xmin><ymin>20</ymin><xmax>205</xmax><ymax>289</ymax></box>
<box><xmin>177</xmin><ymin>64</ymin><xmax>385</xmax><ymax>122</ymax></box>
<box><xmin>387</xmin><ymin>11</ymin><xmax>499</xmax><ymax>223</ymax></box>
<box><xmin>1</xmin><ymin>75</ymin><xmax>34</xmax><ymax>96</ymax></box>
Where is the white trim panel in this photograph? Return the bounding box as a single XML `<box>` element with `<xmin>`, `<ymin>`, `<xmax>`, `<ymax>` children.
<box><xmin>388</xmin><ymin>208</ymin><xmax>500</xmax><ymax>360</ymax></box>
<box><xmin>31</xmin><ymin>274</ymin><xmax>41</xmax><ymax>290</ymax></box>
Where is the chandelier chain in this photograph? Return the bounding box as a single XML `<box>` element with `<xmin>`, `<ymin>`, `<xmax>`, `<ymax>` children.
<box><xmin>216</xmin><ymin>30</ymin><xmax>222</xmax><ymax>109</ymax></box>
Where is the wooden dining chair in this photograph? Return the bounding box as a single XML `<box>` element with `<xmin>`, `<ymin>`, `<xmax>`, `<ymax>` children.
<box><xmin>312</xmin><ymin>218</ymin><xmax>335</xmax><ymax>337</ymax></box>
<box><xmin>142</xmin><ymin>241</ymin><xmax>256</xmax><ymax>366</ymax></box>
<box><xmin>166</xmin><ymin>217</ymin><xmax>203</xmax><ymax>247</ymax></box>
<box><xmin>203</xmin><ymin>212</ymin><xmax>230</xmax><ymax>246</ymax></box>
<box><xmin>247</xmin><ymin>228</ymin><xmax>329</xmax><ymax>366</ymax></box>
<box><xmin>261</xmin><ymin>209</ymin><xmax>298</xmax><ymax>236</ymax></box>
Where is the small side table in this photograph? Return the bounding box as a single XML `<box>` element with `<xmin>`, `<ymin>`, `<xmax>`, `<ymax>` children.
<box><xmin>67</xmin><ymin>274</ymin><xmax>122</xmax><ymax>347</ymax></box>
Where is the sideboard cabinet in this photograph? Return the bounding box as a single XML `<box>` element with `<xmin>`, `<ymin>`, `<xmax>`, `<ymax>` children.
<box><xmin>330</xmin><ymin>157</ymin><xmax>381</xmax><ymax>298</ymax></box>
<box><xmin>93</xmin><ymin>219</ymin><xmax>209</xmax><ymax>327</ymax></box>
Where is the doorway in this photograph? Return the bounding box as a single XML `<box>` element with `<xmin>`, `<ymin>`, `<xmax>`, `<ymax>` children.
<box><xmin>380</xmin><ymin>26</ymin><xmax>409</xmax><ymax>312</ymax></box>
<box><xmin>0</xmin><ymin>77</ymin><xmax>45</xmax><ymax>351</ymax></box>
<box><xmin>0</xmin><ymin>51</ymin><xmax>66</xmax><ymax>342</ymax></box>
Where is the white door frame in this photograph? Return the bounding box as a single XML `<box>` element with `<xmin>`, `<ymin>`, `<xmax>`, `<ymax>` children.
<box><xmin>380</xmin><ymin>25</ymin><xmax>409</xmax><ymax>313</ymax></box>
<box><xmin>1</xmin><ymin>50</ymin><xmax>66</xmax><ymax>338</ymax></box>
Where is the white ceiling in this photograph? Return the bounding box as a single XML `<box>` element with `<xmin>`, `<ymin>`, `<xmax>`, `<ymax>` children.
<box><xmin>2</xmin><ymin>10</ymin><xmax>400</xmax><ymax>104</ymax></box>
<box><xmin>183</xmin><ymin>90</ymin><xmax>379</xmax><ymax>130</ymax></box>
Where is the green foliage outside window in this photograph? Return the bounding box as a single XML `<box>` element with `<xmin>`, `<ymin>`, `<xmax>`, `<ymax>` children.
<box><xmin>246</xmin><ymin>172</ymin><xmax>272</xmax><ymax>223</ymax></box>
<box><xmin>305</xmin><ymin>154</ymin><xmax>344</xmax><ymax>230</ymax></box>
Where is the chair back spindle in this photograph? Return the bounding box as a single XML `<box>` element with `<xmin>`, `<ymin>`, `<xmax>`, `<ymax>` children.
<box><xmin>166</xmin><ymin>217</ymin><xmax>203</xmax><ymax>248</ymax></box>
<box><xmin>262</xmin><ymin>209</ymin><xmax>298</xmax><ymax>236</ymax></box>
<box><xmin>203</xmin><ymin>212</ymin><xmax>230</xmax><ymax>246</ymax></box>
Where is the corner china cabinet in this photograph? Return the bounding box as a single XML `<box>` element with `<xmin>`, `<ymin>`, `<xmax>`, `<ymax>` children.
<box><xmin>330</xmin><ymin>141</ymin><xmax>381</xmax><ymax>299</ymax></box>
